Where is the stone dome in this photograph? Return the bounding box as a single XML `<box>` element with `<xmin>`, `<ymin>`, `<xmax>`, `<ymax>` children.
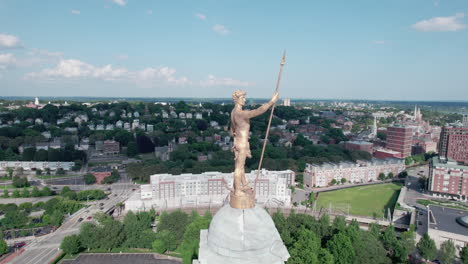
<box><xmin>196</xmin><ymin>204</ymin><xmax>290</xmax><ymax>264</ymax></box>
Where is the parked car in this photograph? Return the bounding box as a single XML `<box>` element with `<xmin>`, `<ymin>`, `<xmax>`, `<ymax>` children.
<box><xmin>86</xmin><ymin>216</ymin><xmax>92</xmax><ymax>220</ymax></box>
<box><xmin>14</xmin><ymin>242</ymin><xmax>26</xmax><ymax>248</ymax></box>
<box><xmin>78</xmin><ymin>217</ymin><xmax>83</xmax><ymax>222</ymax></box>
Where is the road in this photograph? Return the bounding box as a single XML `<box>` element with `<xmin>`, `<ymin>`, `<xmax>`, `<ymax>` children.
<box><xmin>9</xmin><ymin>183</ymin><xmax>134</xmax><ymax>264</ymax></box>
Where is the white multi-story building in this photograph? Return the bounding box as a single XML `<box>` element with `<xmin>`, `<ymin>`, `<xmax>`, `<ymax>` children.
<box><xmin>304</xmin><ymin>158</ymin><xmax>405</xmax><ymax>187</ymax></box>
<box><xmin>0</xmin><ymin>161</ymin><xmax>75</xmax><ymax>171</ymax></box>
<box><xmin>125</xmin><ymin>169</ymin><xmax>295</xmax><ymax>211</ymax></box>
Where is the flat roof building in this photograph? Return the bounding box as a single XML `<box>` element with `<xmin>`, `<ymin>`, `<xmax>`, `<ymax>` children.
<box><xmin>125</xmin><ymin>169</ymin><xmax>295</xmax><ymax>212</ymax></box>
<box><xmin>304</xmin><ymin>158</ymin><xmax>405</xmax><ymax>188</ymax></box>
<box><xmin>439</xmin><ymin>126</ymin><xmax>468</xmax><ymax>165</ymax></box>
<box><xmin>429</xmin><ymin>157</ymin><xmax>468</xmax><ymax>199</ymax></box>
<box><xmin>387</xmin><ymin>125</ymin><xmax>413</xmax><ymax>158</ymax></box>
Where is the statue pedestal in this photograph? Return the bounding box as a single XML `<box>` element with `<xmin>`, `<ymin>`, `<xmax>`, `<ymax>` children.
<box><xmin>193</xmin><ymin>204</ymin><xmax>290</xmax><ymax>264</ymax></box>
<box><xmin>229</xmin><ymin>188</ymin><xmax>255</xmax><ymax>209</ymax></box>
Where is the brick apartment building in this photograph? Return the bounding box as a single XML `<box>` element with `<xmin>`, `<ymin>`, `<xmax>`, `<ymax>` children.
<box><xmin>386</xmin><ymin>125</ymin><xmax>413</xmax><ymax>158</ymax></box>
<box><xmin>429</xmin><ymin>157</ymin><xmax>468</xmax><ymax>199</ymax></box>
<box><xmin>438</xmin><ymin>126</ymin><xmax>468</xmax><ymax>165</ymax></box>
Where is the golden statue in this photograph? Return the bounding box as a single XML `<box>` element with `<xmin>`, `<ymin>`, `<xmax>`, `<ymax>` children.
<box><xmin>229</xmin><ymin>90</ymin><xmax>279</xmax><ymax>209</ymax></box>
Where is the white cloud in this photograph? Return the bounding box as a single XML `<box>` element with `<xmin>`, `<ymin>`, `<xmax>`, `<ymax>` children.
<box><xmin>26</xmin><ymin>59</ymin><xmax>189</xmax><ymax>85</ymax></box>
<box><xmin>412</xmin><ymin>13</ymin><xmax>466</xmax><ymax>32</ymax></box>
<box><xmin>111</xmin><ymin>0</ymin><xmax>126</xmax><ymax>6</ymax></box>
<box><xmin>195</xmin><ymin>13</ymin><xmax>206</xmax><ymax>20</ymax></box>
<box><xmin>373</xmin><ymin>40</ymin><xmax>386</xmax><ymax>44</ymax></box>
<box><xmin>71</xmin><ymin>10</ymin><xmax>80</xmax><ymax>15</ymax></box>
<box><xmin>136</xmin><ymin>67</ymin><xmax>189</xmax><ymax>85</ymax></box>
<box><xmin>0</xmin><ymin>33</ymin><xmax>20</xmax><ymax>48</ymax></box>
<box><xmin>200</xmin><ymin>74</ymin><xmax>251</xmax><ymax>87</ymax></box>
<box><xmin>0</xmin><ymin>53</ymin><xmax>16</xmax><ymax>69</ymax></box>
<box><xmin>147</xmin><ymin>10</ymin><xmax>153</xmax><ymax>15</ymax></box>
<box><xmin>212</xmin><ymin>24</ymin><xmax>230</xmax><ymax>35</ymax></box>
<box><xmin>26</xmin><ymin>59</ymin><xmax>128</xmax><ymax>80</ymax></box>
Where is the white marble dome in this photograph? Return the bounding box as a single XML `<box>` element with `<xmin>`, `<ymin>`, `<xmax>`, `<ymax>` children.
<box><xmin>195</xmin><ymin>204</ymin><xmax>290</xmax><ymax>264</ymax></box>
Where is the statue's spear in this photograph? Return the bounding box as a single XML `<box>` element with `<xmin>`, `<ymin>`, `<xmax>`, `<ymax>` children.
<box><xmin>254</xmin><ymin>51</ymin><xmax>286</xmax><ymax>191</ymax></box>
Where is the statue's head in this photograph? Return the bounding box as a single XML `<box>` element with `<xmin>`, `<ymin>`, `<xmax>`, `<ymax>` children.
<box><xmin>232</xmin><ymin>90</ymin><xmax>246</xmax><ymax>106</ymax></box>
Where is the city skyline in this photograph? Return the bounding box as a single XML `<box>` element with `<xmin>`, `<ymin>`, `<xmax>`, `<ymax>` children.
<box><xmin>1</xmin><ymin>0</ymin><xmax>468</xmax><ymax>100</ymax></box>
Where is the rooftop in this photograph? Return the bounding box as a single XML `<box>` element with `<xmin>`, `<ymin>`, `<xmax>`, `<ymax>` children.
<box><xmin>429</xmin><ymin>205</ymin><xmax>468</xmax><ymax>236</ymax></box>
<box><xmin>60</xmin><ymin>254</ymin><xmax>181</xmax><ymax>264</ymax></box>
<box><xmin>432</xmin><ymin>157</ymin><xmax>468</xmax><ymax>170</ymax></box>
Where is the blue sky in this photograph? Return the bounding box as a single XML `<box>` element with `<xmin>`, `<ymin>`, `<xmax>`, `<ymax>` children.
<box><xmin>1</xmin><ymin>0</ymin><xmax>467</xmax><ymax>100</ymax></box>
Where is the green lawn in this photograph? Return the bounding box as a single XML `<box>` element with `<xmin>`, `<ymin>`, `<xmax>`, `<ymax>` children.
<box><xmin>316</xmin><ymin>183</ymin><xmax>402</xmax><ymax>218</ymax></box>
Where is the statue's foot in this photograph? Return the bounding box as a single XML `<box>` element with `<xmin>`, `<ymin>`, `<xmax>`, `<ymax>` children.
<box><xmin>234</xmin><ymin>190</ymin><xmax>244</xmax><ymax>196</ymax></box>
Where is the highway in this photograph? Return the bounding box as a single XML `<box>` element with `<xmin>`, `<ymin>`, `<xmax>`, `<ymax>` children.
<box><xmin>9</xmin><ymin>183</ymin><xmax>135</xmax><ymax>264</ymax></box>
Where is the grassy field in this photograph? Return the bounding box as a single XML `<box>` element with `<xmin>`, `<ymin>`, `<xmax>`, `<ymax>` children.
<box><xmin>316</xmin><ymin>183</ymin><xmax>402</xmax><ymax>218</ymax></box>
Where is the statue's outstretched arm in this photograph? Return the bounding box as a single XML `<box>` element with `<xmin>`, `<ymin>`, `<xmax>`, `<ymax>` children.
<box><xmin>245</xmin><ymin>92</ymin><xmax>279</xmax><ymax>119</ymax></box>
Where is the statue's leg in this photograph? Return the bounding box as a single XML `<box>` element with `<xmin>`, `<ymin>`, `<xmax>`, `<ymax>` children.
<box><xmin>234</xmin><ymin>152</ymin><xmax>245</xmax><ymax>195</ymax></box>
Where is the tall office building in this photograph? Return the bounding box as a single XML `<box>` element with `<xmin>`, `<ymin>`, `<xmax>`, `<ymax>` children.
<box><xmin>386</xmin><ymin>125</ymin><xmax>413</xmax><ymax>158</ymax></box>
<box><xmin>439</xmin><ymin>126</ymin><xmax>468</xmax><ymax>165</ymax></box>
<box><xmin>463</xmin><ymin>114</ymin><xmax>468</xmax><ymax>128</ymax></box>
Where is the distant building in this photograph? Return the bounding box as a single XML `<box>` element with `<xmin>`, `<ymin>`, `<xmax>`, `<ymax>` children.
<box><xmin>429</xmin><ymin>157</ymin><xmax>468</xmax><ymax>199</ymax></box>
<box><xmin>320</xmin><ymin>111</ymin><xmax>336</xmax><ymax>119</ymax></box>
<box><xmin>125</xmin><ymin>169</ymin><xmax>295</xmax><ymax>211</ymax></box>
<box><xmin>132</xmin><ymin>119</ymin><xmax>140</xmax><ymax>130</ymax></box>
<box><xmin>103</xmin><ymin>140</ymin><xmax>120</xmax><ymax>156</ymax></box>
<box><xmin>344</xmin><ymin>141</ymin><xmax>373</xmax><ymax>154</ymax></box>
<box><xmin>374</xmin><ymin>148</ymin><xmax>402</xmax><ymax>159</ymax></box>
<box><xmin>0</xmin><ymin>161</ymin><xmax>74</xmax><ymax>171</ymax></box>
<box><xmin>386</xmin><ymin>125</ymin><xmax>413</xmax><ymax>158</ymax></box>
<box><xmin>464</xmin><ymin>114</ymin><xmax>468</xmax><ymax>128</ymax></box>
<box><xmin>155</xmin><ymin>144</ymin><xmax>174</xmax><ymax>161</ymax></box>
<box><xmin>304</xmin><ymin>158</ymin><xmax>405</xmax><ymax>187</ymax></box>
<box><xmin>439</xmin><ymin>126</ymin><xmax>468</xmax><ymax>165</ymax></box>
<box><xmin>282</xmin><ymin>99</ymin><xmax>291</xmax><ymax>107</ymax></box>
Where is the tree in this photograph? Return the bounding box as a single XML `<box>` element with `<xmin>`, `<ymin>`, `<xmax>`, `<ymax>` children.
<box><xmin>387</xmin><ymin>172</ymin><xmax>394</xmax><ymax>179</ymax></box>
<box><xmin>317</xmin><ymin>248</ymin><xmax>334</xmax><ymax>264</ymax></box>
<box><xmin>341</xmin><ymin>178</ymin><xmax>347</xmax><ymax>184</ymax></box>
<box><xmin>2</xmin><ymin>189</ymin><xmax>9</xmax><ymax>198</ymax></box>
<box><xmin>377</xmin><ymin>131</ymin><xmax>386</xmax><ymax>141</ymax></box>
<box><xmin>41</xmin><ymin>186</ymin><xmax>52</xmax><ymax>196</ymax></box>
<box><xmin>84</xmin><ymin>173</ymin><xmax>96</xmax><ymax>185</ymax></box>
<box><xmin>12</xmin><ymin>189</ymin><xmax>20</xmax><ymax>198</ymax></box>
<box><xmin>327</xmin><ymin>232</ymin><xmax>355</xmax><ymax>264</ymax></box>
<box><xmin>157</xmin><ymin>210</ymin><xmax>190</xmax><ymax>244</ymax></box>
<box><xmin>126</xmin><ymin>141</ymin><xmax>139</xmax><ymax>157</ymax></box>
<box><xmin>353</xmin><ymin>231</ymin><xmax>390</xmax><ymax>264</ymax></box>
<box><xmin>0</xmin><ymin>240</ymin><xmax>8</xmax><ymax>255</ymax></box>
<box><xmin>288</xmin><ymin>228</ymin><xmax>320</xmax><ymax>264</ymax></box>
<box><xmin>36</xmin><ymin>169</ymin><xmax>42</xmax><ymax>175</ymax></box>
<box><xmin>31</xmin><ymin>186</ymin><xmax>41</xmax><ymax>197</ymax></box>
<box><xmin>417</xmin><ymin>233</ymin><xmax>436</xmax><ymax>260</ymax></box>
<box><xmin>21</xmin><ymin>187</ymin><xmax>30</xmax><ymax>197</ymax></box>
<box><xmin>438</xmin><ymin>240</ymin><xmax>456</xmax><ymax>264</ymax></box>
<box><xmin>378</xmin><ymin>173</ymin><xmax>386</xmax><ymax>181</ymax></box>
<box><xmin>461</xmin><ymin>245</ymin><xmax>468</xmax><ymax>264</ymax></box>
<box><xmin>61</xmin><ymin>234</ymin><xmax>82</xmax><ymax>255</ymax></box>
<box><xmin>12</xmin><ymin>176</ymin><xmax>29</xmax><ymax>188</ymax></box>
<box><xmin>330</xmin><ymin>179</ymin><xmax>337</xmax><ymax>185</ymax></box>
<box><xmin>394</xmin><ymin>231</ymin><xmax>415</xmax><ymax>263</ymax></box>
<box><xmin>381</xmin><ymin>225</ymin><xmax>398</xmax><ymax>255</ymax></box>
<box><xmin>332</xmin><ymin>215</ymin><xmax>347</xmax><ymax>234</ymax></box>
<box><xmin>56</xmin><ymin>168</ymin><xmax>65</xmax><ymax>175</ymax></box>
<box><xmin>152</xmin><ymin>239</ymin><xmax>166</xmax><ymax>254</ymax></box>
<box><xmin>179</xmin><ymin>214</ymin><xmax>211</xmax><ymax>264</ymax></box>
